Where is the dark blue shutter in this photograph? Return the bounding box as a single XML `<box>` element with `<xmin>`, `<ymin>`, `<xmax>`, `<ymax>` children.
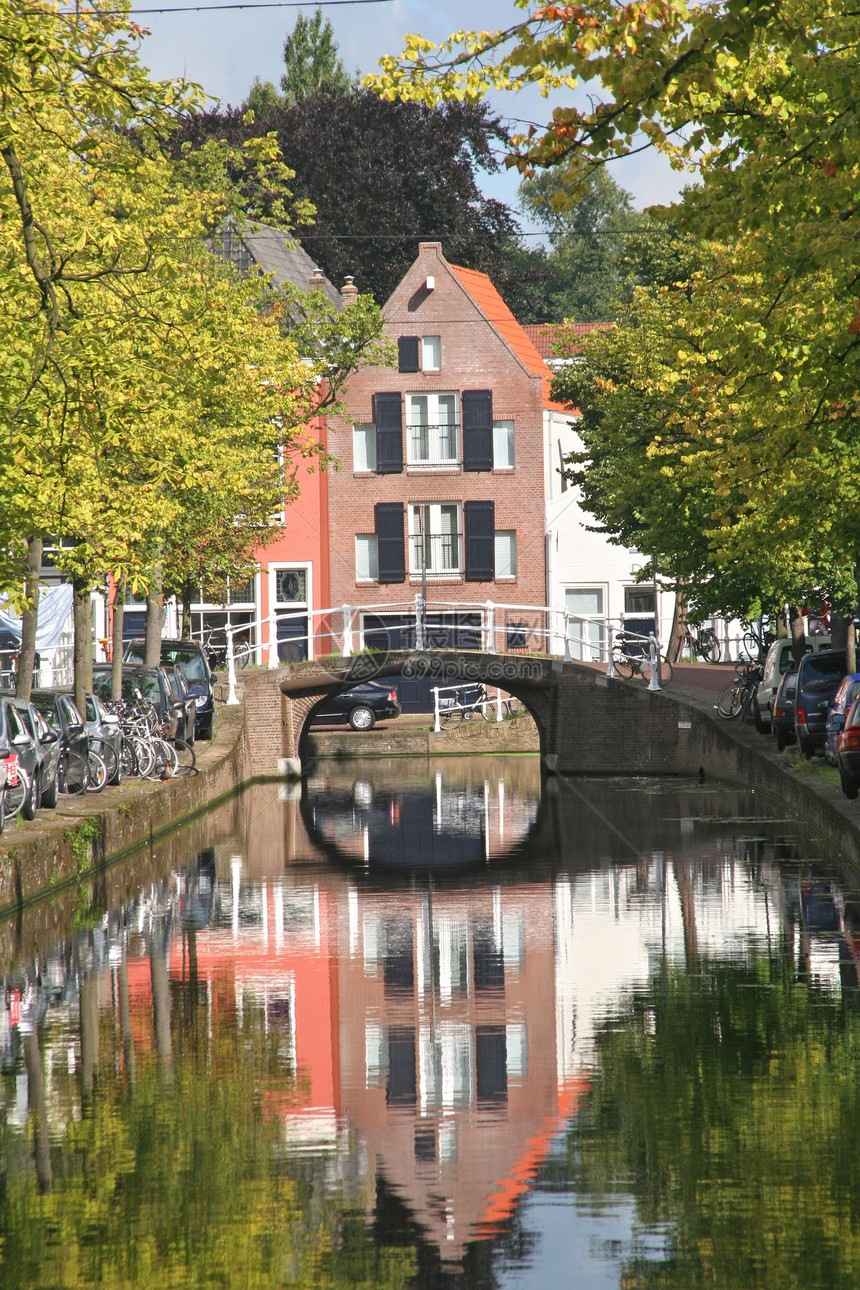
<box><xmin>372</xmin><ymin>392</ymin><xmax>403</xmax><ymax>473</ymax></box>
<box><xmin>464</xmin><ymin>500</ymin><xmax>494</xmax><ymax>582</ymax></box>
<box><xmin>462</xmin><ymin>389</ymin><xmax>493</xmax><ymax>471</ymax></box>
<box><xmin>375</xmin><ymin>502</ymin><xmax>406</xmax><ymax>583</ymax></box>
<box><xmin>398</xmin><ymin>336</ymin><xmax>420</xmax><ymax>373</ymax></box>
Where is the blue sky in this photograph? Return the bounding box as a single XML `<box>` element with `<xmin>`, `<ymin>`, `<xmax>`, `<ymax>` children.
<box><xmin>136</xmin><ymin>0</ymin><xmax>685</xmax><ymax>221</ymax></box>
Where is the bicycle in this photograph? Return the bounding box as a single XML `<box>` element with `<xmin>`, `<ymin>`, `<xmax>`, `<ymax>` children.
<box><xmin>198</xmin><ymin>628</ymin><xmax>252</xmax><ymax>671</ymax></box>
<box><xmin>440</xmin><ymin>685</ymin><xmax>516</xmax><ymax>728</ymax></box>
<box><xmin>717</xmin><ymin>661</ymin><xmax>763</xmax><ymax>719</ymax></box>
<box><xmin>738</xmin><ymin>621</ymin><xmax>775</xmax><ymax>662</ymax></box>
<box><xmin>683</xmin><ymin>623</ymin><xmax>721</xmax><ymax>663</ymax></box>
<box><xmin>612</xmin><ymin>636</ymin><xmax>674</xmax><ymax>686</ymax></box>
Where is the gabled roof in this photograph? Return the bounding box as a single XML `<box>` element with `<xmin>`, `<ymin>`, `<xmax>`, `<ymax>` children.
<box><xmin>218</xmin><ymin>221</ymin><xmax>342</xmax><ymax>309</ymax></box>
<box><xmin>448</xmin><ymin>263</ymin><xmax>569</xmax><ymax>412</ymax></box>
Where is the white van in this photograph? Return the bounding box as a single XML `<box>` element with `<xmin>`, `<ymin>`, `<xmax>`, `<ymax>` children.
<box><xmin>755</xmin><ymin>635</ymin><xmax>832</xmax><ymax>731</ymax></box>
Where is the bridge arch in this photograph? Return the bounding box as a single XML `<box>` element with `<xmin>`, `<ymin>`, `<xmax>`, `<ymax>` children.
<box><xmin>278</xmin><ymin>650</ymin><xmax>559</xmax><ymax>769</ymax></box>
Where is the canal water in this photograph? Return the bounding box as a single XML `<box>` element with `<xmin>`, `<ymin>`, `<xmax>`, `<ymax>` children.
<box><xmin>2</xmin><ymin>756</ymin><xmax>860</xmax><ymax>1288</ymax></box>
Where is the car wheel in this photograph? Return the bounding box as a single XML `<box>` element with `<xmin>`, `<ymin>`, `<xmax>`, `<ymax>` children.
<box><xmin>840</xmin><ymin>766</ymin><xmax>860</xmax><ymax>800</ymax></box>
<box><xmin>21</xmin><ymin>768</ymin><xmax>39</xmax><ymax>820</ymax></box>
<box><xmin>349</xmin><ymin>705</ymin><xmax>376</xmax><ymax>731</ymax></box>
<box><xmin>753</xmin><ymin>704</ymin><xmax>770</xmax><ymax>734</ymax></box>
<box><xmin>41</xmin><ymin>767</ymin><xmax>59</xmax><ymax>809</ymax></box>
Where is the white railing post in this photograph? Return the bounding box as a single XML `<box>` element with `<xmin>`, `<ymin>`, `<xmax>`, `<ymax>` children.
<box><xmin>415</xmin><ymin>592</ymin><xmax>425</xmax><ymax>651</ymax></box>
<box><xmin>433</xmin><ymin>686</ymin><xmax>441</xmax><ymax>733</ymax></box>
<box><xmin>268</xmin><ymin>610</ymin><xmax>278</xmax><ymax>670</ymax></box>
<box><xmin>225</xmin><ymin>628</ymin><xmax>239</xmax><ymax>705</ymax></box>
<box><xmin>342</xmin><ymin>604</ymin><xmax>353</xmax><ymax>657</ymax></box>
<box><xmin>606</xmin><ymin>622</ymin><xmax>616</xmax><ymax>677</ymax></box>
<box><xmin>495</xmin><ymin>686</ymin><xmax>503</xmax><ymax>723</ymax></box>
<box><xmin>648</xmin><ymin>633</ymin><xmax>662</xmax><ymax>691</ymax></box>
<box><xmin>485</xmin><ymin>600</ymin><xmax>495</xmax><ymax>653</ymax></box>
<box><xmin>563</xmin><ymin>610</ymin><xmax>572</xmax><ymax>664</ymax></box>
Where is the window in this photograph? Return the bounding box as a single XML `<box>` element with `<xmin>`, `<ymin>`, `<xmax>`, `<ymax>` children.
<box><xmin>624</xmin><ymin>587</ymin><xmax>656</xmax><ymax>616</ymax></box>
<box><xmin>422</xmin><ymin>335</ymin><xmax>441</xmax><ymax>370</ymax></box>
<box><xmin>408</xmin><ymin>503</ymin><xmax>461</xmax><ymax>576</ymax></box>
<box><xmin>406</xmin><ymin>393</ymin><xmax>459</xmax><ymax>467</ymax></box>
<box><xmin>566</xmin><ymin>588</ymin><xmax>605</xmax><ymax>661</ymax></box>
<box><xmin>493</xmin><ymin>420</ymin><xmax>514</xmax><ymax>468</ymax></box>
<box><xmin>494</xmin><ymin>531</ymin><xmax>517</xmax><ymax>578</ymax></box>
<box><xmin>355</xmin><ymin>534</ymin><xmax>379</xmax><ymax>581</ymax></box>
<box><xmin>275</xmin><ymin>569</ymin><xmax>307</xmax><ymax>603</ymax></box>
<box><xmin>353</xmin><ymin>424</ymin><xmax>376</xmax><ymax>472</ymax></box>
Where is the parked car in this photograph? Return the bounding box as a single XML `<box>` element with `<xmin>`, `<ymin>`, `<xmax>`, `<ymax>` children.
<box><xmin>836</xmin><ymin>696</ymin><xmax>860</xmax><ymax>798</ymax></box>
<box><xmin>91</xmin><ymin>664</ymin><xmax>179</xmax><ymax>742</ymax></box>
<box><xmin>823</xmin><ymin>672</ymin><xmax>860</xmax><ymax>766</ymax></box>
<box><xmin>755</xmin><ymin>635</ymin><xmax>831</xmax><ymax>732</ymax></box>
<box><xmin>794</xmin><ymin>648</ymin><xmax>847</xmax><ymax>758</ymax></box>
<box><xmin>30</xmin><ymin>689</ymin><xmax>90</xmax><ymax>793</ymax></box>
<box><xmin>58</xmin><ymin>690</ymin><xmax>124</xmax><ymax>786</ymax></box>
<box><xmin>0</xmin><ymin>694</ymin><xmax>44</xmax><ymax>818</ymax></box>
<box><xmin>123</xmin><ymin>639</ymin><xmax>216</xmax><ymax>739</ymax></box>
<box><xmin>309</xmin><ymin>681</ymin><xmax>401</xmax><ymax>731</ymax></box>
<box><xmin>10</xmin><ymin>697</ymin><xmax>61</xmax><ymax>809</ymax></box>
<box><xmin>162</xmin><ymin>664</ymin><xmax>197</xmax><ymax>745</ymax></box>
<box><xmin>772</xmin><ymin>670</ymin><xmax>798</xmax><ymax>752</ymax></box>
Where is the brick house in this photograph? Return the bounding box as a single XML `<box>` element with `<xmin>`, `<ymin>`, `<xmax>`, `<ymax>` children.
<box><xmin>327</xmin><ymin>242</ymin><xmax>560</xmax><ymax>653</ymax></box>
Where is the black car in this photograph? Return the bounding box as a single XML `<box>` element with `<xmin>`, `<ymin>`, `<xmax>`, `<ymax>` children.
<box><xmin>30</xmin><ymin>689</ymin><xmax>90</xmax><ymax>794</ymax></box>
<box><xmin>309</xmin><ymin>681</ymin><xmax>401</xmax><ymax>731</ymax></box>
<box><xmin>771</xmin><ymin>670</ymin><xmax>797</xmax><ymax>752</ymax></box>
<box><xmin>123</xmin><ymin>639</ymin><xmax>216</xmax><ymax>739</ymax></box>
<box><xmin>162</xmin><ymin>664</ymin><xmax>197</xmax><ymax>745</ymax></box>
<box><xmin>1</xmin><ymin>694</ymin><xmax>49</xmax><ymax>818</ymax></box>
<box><xmin>91</xmin><ymin>664</ymin><xmax>179</xmax><ymax>742</ymax></box>
<box><xmin>794</xmin><ymin>649</ymin><xmax>847</xmax><ymax>758</ymax></box>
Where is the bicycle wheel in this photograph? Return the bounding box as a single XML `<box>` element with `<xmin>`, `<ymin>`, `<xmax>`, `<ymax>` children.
<box><xmin>131</xmin><ymin>737</ymin><xmax>155</xmax><ymax>779</ymax></box>
<box><xmin>612</xmin><ymin>649</ymin><xmax>634</xmax><ymax>679</ymax></box>
<box><xmin>641</xmin><ymin>656</ymin><xmax>674</xmax><ymax>686</ymax></box>
<box><xmin>173</xmin><ymin>739</ymin><xmax>197</xmax><ymax>775</ymax></box>
<box><xmin>149</xmin><ymin>738</ymin><xmax>178</xmax><ymax>779</ymax></box>
<box><xmin>61</xmin><ymin>749</ymin><xmax>88</xmax><ymax>796</ymax></box>
<box><xmin>717</xmin><ymin>679</ymin><xmax>746</xmax><ymax>718</ymax></box>
<box><xmin>440</xmin><ymin>706</ymin><xmax>463</xmax><ymax>729</ymax></box>
<box><xmin>91</xmin><ymin>737</ymin><xmax>120</xmax><ymax>786</ymax></box>
<box><xmin>86</xmin><ymin>751</ymin><xmax>108</xmax><ymax>793</ymax></box>
<box><xmin>120</xmin><ymin>738</ymin><xmax>137</xmax><ymax>778</ymax></box>
<box><xmin>739</xmin><ymin>631</ymin><xmax>759</xmax><ymax>662</ymax></box>
<box><xmin>700</xmin><ymin>629</ymin><xmax>721</xmax><ymax>663</ymax></box>
<box><xmin>233</xmin><ymin>640</ymin><xmax>252</xmax><ymax>669</ymax></box>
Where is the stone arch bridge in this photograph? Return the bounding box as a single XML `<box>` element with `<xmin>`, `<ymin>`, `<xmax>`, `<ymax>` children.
<box><xmin>239</xmin><ymin>649</ymin><xmax>722</xmax><ymax>780</ymax></box>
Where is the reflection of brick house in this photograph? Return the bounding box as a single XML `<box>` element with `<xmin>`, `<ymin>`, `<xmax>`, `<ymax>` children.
<box><xmin>327</xmin><ymin>242</ymin><xmax>568</xmax><ymax>651</ymax></box>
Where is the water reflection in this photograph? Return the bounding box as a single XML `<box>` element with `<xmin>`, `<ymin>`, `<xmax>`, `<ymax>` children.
<box><xmin>2</xmin><ymin>761</ymin><xmax>860</xmax><ymax>1287</ymax></box>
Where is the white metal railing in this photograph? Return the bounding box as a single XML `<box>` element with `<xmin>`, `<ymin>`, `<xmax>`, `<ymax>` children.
<box><xmin>182</xmin><ymin>599</ymin><xmax>665</xmax><ymax>706</ymax></box>
<box><xmin>431</xmin><ymin>681</ymin><xmax>508</xmax><ymax>732</ymax></box>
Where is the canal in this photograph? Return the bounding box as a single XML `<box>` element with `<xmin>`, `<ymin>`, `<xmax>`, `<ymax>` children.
<box><xmin>2</xmin><ymin>755</ymin><xmax>860</xmax><ymax>1288</ymax></box>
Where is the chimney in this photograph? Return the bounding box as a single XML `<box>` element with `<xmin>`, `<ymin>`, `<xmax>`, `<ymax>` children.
<box><xmin>341</xmin><ymin>274</ymin><xmax>358</xmax><ymax>307</ymax></box>
<box><xmin>309</xmin><ymin>266</ymin><xmax>326</xmax><ymax>291</ymax></box>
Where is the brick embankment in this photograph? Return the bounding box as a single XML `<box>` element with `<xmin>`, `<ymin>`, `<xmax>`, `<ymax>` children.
<box><xmin>307</xmin><ymin>710</ymin><xmax>540</xmax><ymax>760</ymax></box>
<box><xmin>0</xmin><ymin>704</ymin><xmax>247</xmax><ymax>964</ymax></box>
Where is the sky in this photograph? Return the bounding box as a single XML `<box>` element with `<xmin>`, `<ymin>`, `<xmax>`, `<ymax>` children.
<box><xmin>135</xmin><ymin>0</ymin><xmax>686</xmax><ymax>224</ymax></box>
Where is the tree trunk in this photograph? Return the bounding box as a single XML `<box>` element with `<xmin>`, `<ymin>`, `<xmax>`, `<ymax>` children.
<box><xmin>181</xmin><ymin>579</ymin><xmax>194</xmax><ymax>640</ymax></box>
<box><xmin>111</xmin><ymin>577</ymin><xmax>125</xmax><ymax>701</ymax></box>
<box><xmin>666</xmin><ymin>587</ymin><xmax>689</xmax><ymax>663</ymax></box>
<box><xmin>16</xmin><ymin>536</ymin><xmax>42</xmax><ymax>700</ymax></box>
<box><xmin>789</xmin><ymin>604</ymin><xmax>806</xmax><ymax>669</ymax></box>
<box><xmin>144</xmin><ymin>565</ymin><xmax>165</xmax><ymax>667</ymax></box>
<box><xmin>850</xmin><ymin>554</ymin><xmax>860</xmax><ymax>674</ymax></box>
<box><xmin>72</xmin><ymin>576</ymin><xmax>92</xmax><ymax>714</ymax></box>
<box><xmin>830</xmin><ymin>611</ymin><xmax>848</xmax><ymax>652</ymax></box>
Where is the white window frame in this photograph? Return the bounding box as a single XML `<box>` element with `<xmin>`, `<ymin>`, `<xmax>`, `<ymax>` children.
<box><xmin>494</xmin><ymin>530</ymin><xmax>517</xmax><ymax>578</ymax></box>
<box><xmin>565</xmin><ymin>586</ymin><xmax>607</xmax><ymax>662</ymax></box>
<box><xmin>406</xmin><ymin>392</ymin><xmax>460</xmax><ymax>467</ymax></box>
<box><xmin>493</xmin><ymin>419</ymin><xmax>515</xmax><ymax>469</ymax></box>
<box><xmin>352</xmin><ymin>423</ymin><xmax>376</xmax><ymax>472</ymax></box>
<box><xmin>354</xmin><ymin>534</ymin><xmax>379</xmax><ymax>582</ymax></box>
<box><xmin>422</xmin><ymin>335</ymin><xmax>441</xmax><ymax>370</ymax></box>
<box><xmin>268</xmin><ymin>562</ymin><xmax>313</xmax><ymax>661</ymax></box>
<box><xmin>408</xmin><ymin>502</ymin><xmax>462</xmax><ymax>577</ymax></box>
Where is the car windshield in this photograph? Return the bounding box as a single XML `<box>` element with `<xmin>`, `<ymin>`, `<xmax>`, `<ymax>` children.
<box><xmin>30</xmin><ymin>695</ymin><xmax>60</xmax><ymax>729</ymax></box>
<box><xmin>161</xmin><ymin>647</ymin><xmax>207</xmax><ymax>681</ymax></box>
<box><xmin>122</xmin><ymin>672</ymin><xmax>161</xmax><ymax>704</ymax></box>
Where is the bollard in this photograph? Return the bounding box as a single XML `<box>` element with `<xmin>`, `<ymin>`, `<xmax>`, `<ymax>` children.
<box><xmin>563</xmin><ymin>609</ymin><xmax>572</xmax><ymax>664</ymax></box>
<box><xmin>606</xmin><ymin>623</ymin><xmax>617</xmax><ymax>677</ymax></box>
<box><xmin>485</xmin><ymin>600</ymin><xmax>496</xmax><ymax>653</ymax></box>
<box><xmin>342</xmin><ymin>604</ymin><xmax>353</xmax><ymax>657</ymax></box>
<box><xmin>433</xmin><ymin>686</ymin><xmax>441</xmax><ymax>734</ymax></box>
<box><xmin>496</xmin><ymin>686</ymin><xmax>503</xmax><ymax>723</ymax></box>
<box><xmin>647</xmin><ymin>633</ymin><xmax>662</xmax><ymax>691</ymax></box>
<box><xmin>415</xmin><ymin>592</ymin><xmax>425</xmax><ymax>651</ymax></box>
<box><xmin>225</xmin><ymin>629</ymin><xmax>239</xmax><ymax>705</ymax></box>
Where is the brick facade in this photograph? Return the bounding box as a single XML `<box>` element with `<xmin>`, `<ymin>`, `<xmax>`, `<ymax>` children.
<box><xmin>327</xmin><ymin>243</ymin><xmax>549</xmax><ymax>639</ymax></box>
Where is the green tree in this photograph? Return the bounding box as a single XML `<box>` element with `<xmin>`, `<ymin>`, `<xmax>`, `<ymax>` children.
<box><xmin>243</xmin><ymin>7</ymin><xmax>355</xmax><ymax>115</ymax></box>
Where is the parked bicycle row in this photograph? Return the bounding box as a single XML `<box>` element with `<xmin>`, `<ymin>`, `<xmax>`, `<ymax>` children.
<box><xmin>0</xmin><ymin>657</ymin><xmax>211</xmax><ymax>834</ymax></box>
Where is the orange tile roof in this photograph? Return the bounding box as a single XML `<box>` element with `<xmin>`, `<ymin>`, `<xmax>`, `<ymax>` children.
<box><xmin>448</xmin><ymin>263</ymin><xmax>571</xmax><ymax>413</ymax></box>
<box><xmin>523</xmin><ymin>322</ymin><xmax>604</xmax><ymax>359</ymax></box>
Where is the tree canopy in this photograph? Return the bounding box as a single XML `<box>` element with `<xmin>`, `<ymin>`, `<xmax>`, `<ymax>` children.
<box><xmin>246</xmin><ymin>6</ymin><xmax>355</xmax><ymax>116</ymax></box>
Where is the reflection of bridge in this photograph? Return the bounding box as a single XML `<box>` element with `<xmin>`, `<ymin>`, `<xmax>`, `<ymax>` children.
<box><xmin>256</xmin><ymin>649</ymin><xmax>696</xmax><ymax>777</ymax></box>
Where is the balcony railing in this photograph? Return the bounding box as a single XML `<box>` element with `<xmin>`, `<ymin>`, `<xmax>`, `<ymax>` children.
<box><xmin>410</xmin><ymin>532</ymin><xmax>463</xmax><ymax>577</ymax></box>
<box><xmin>407</xmin><ymin>423</ymin><xmax>461</xmax><ymax>468</ymax></box>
